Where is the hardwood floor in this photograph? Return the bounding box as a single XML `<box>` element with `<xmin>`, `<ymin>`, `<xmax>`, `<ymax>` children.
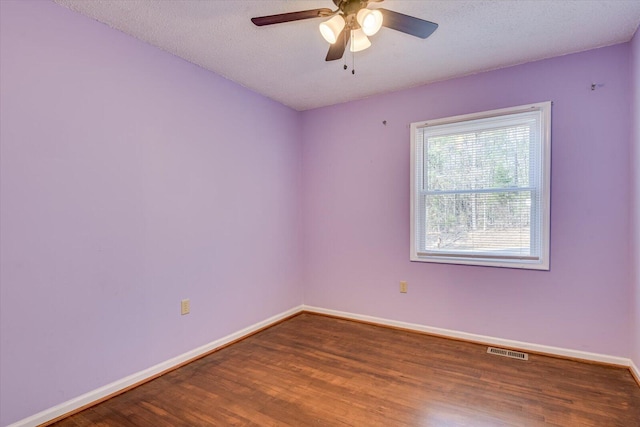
<box><xmin>51</xmin><ymin>313</ymin><xmax>640</xmax><ymax>426</ymax></box>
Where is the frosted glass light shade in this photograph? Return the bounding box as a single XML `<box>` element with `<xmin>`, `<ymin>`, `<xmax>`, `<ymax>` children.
<box><xmin>356</xmin><ymin>8</ymin><xmax>383</xmax><ymax>36</ymax></box>
<box><xmin>350</xmin><ymin>29</ymin><xmax>371</xmax><ymax>52</ymax></box>
<box><xmin>319</xmin><ymin>15</ymin><xmax>345</xmax><ymax>44</ymax></box>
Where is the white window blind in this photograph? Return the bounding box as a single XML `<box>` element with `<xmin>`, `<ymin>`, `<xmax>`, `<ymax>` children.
<box><xmin>410</xmin><ymin>102</ymin><xmax>551</xmax><ymax>270</ymax></box>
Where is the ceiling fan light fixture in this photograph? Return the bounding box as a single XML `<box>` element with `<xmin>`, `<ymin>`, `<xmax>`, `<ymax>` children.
<box><xmin>252</xmin><ymin>4</ymin><xmax>438</xmax><ymax>63</ymax></box>
<box><xmin>319</xmin><ymin>15</ymin><xmax>345</xmax><ymax>44</ymax></box>
<box><xmin>356</xmin><ymin>8</ymin><xmax>383</xmax><ymax>36</ymax></box>
<box><xmin>350</xmin><ymin>29</ymin><xmax>371</xmax><ymax>52</ymax></box>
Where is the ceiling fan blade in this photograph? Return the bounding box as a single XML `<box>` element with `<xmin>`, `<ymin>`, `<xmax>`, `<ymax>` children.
<box><xmin>378</xmin><ymin>8</ymin><xmax>438</xmax><ymax>39</ymax></box>
<box><xmin>325</xmin><ymin>29</ymin><xmax>350</xmax><ymax>61</ymax></box>
<box><xmin>251</xmin><ymin>8</ymin><xmax>334</xmax><ymax>26</ymax></box>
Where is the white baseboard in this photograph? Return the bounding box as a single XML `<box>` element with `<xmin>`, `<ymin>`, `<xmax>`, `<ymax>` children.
<box><xmin>303</xmin><ymin>305</ymin><xmax>633</xmax><ymax>367</ymax></box>
<box><xmin>8</xmin><ymin>305</ymin><xmax>305</xmax><ymax>427</ymax></box>
<box><xmin>631</xmin><ymin>360</ymin><xmax>640</xmax><ymax>386</ymax></box>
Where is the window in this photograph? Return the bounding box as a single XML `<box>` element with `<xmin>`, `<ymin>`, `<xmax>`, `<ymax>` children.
<box><xmin>410</xmin><ymin>102</ymin><xmax>551</xmax><ymax>270</ymax></box>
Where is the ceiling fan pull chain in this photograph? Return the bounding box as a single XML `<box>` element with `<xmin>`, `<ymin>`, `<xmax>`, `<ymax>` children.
<box><xmin>352</xmin><ymin>46</ymin><xmax>355</xmax><ymax>75</ymax></box>
<box><xmin>343</xmin><ymin>29</ymin><xmax>348</xmax><ymax>71</ymax></box>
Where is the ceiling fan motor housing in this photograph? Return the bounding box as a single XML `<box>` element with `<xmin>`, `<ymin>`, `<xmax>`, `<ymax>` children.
<box><xmin>335</xmin><ymin>0</ymin><xmax>373</xmax><ymax>28</ymax></box>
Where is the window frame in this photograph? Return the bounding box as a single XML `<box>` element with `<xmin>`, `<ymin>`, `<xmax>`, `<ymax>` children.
<box><xmin>410</xmin><ymin>102</ymin><xmax>552</xmax><ymax>270</ymax></box>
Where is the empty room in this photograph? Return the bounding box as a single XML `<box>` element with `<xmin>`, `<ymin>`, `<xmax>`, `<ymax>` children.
<box><xmin>1</xmin><ymin>0</ymin><xmax>640</xmax><ymax>426</ymax></box>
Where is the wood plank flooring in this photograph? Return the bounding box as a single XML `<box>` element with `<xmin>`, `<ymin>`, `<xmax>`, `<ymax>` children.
<box><xmin>51</xmin><ymin>313</ymin><xmax>640</xmax><ymax>426</ymax></box>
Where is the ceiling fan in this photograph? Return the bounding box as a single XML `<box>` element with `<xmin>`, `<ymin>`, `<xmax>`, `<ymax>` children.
<box><xmin>251</xmin><ymin>0</ymin><xmax>438</xmax><ymax>62</ymax></box>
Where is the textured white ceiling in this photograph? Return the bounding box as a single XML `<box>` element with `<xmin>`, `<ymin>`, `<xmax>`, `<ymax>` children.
<box><xmin>54</xmin><ymin>0</ymin><xmax>640</xmax><ymax>111</ymax></box>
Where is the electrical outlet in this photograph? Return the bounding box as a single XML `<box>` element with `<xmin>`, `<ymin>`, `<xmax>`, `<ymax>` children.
<box><xmin>400</xmin><ymin>281</ymin><xmax>408</xmax><ymax>293</ymax></box>
<box><xmin>181</xmin><ymin>298</ymin><xmax>190</xmax><ymax>315</ymax></box>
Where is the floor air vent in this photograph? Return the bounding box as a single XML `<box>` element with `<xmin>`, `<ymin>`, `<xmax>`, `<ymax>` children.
<box><xmin>487</xmin><ymin>347</ymin><xmax>529</xmax><ymax>361</ymax></box>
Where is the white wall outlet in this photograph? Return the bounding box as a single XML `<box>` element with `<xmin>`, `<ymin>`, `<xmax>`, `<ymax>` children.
<box><xmin>181</xmin><ymin>298</ymin><xmax>190</xmax><ymax>315</ymax></box>
<box><xmin>400</xmin><ymin>281</ymin><xmax>408</xmax><ymax>293</ymax></box>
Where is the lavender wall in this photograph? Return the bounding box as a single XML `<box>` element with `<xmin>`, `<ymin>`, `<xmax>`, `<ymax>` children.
<box><xmin>631</xmin><ymin>27</ymin><xmax>640</xmax><ymax>368</ymax></box>
<box><xmin>301</xmin><ymin>44</ymin><xmax>632</xmax><ymax>358</ymax></box>
<box><xmin>0</xmin><ymin>1</ymin><xmax>302</xmax><ymax>425</ymax></box>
